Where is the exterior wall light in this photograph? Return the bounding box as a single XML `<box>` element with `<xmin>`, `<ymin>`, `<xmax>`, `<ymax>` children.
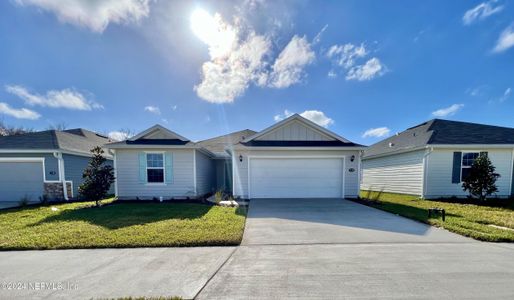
<box><xmin>350</xmin><ymin>155</ymin><xmax>355</xmax><ymax>162</ymax></box>
<box><xmin>239</xmin><ymin>155</ymin><xmax>243</xmax><ymax>162</ymax></box>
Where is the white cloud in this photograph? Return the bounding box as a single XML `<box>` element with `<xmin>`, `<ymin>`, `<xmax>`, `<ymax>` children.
<box><xmin>268</xmin><ymin>35</ymin><xmax>316</xmax><ymax>88</ymax></box>
<box><xmin>195</xmin><ymin>33</ymin><xmax>271</xmax><ymax>103</ymax></box>
<box><xmin>0</xmin><ymin>102</ymin><xmax>40</xmax><ymax>120</ymax></box>
<box><xmin>5</xmin><ymin>85</ymin><xmax>102</xmax><ymax>110</ymax></box>
<box><xmin>15</xmin><ymin>0</ymin><xmax>150</xmax><ymax>33</ymax></box>
<box><xmin>362</xmin><ymin>127</ymin><xmax>390</xmax><ymax>138</ymax></box>
<box><xmin>346</xmin><ymin>58</ymin><xmax>386</xmax><ymax>81</ymax></box>
<box><xmin>462</xmin><ymin>1</ymin><xmax>504</xmax><ymax>25</ymax></box>
<box><xmin>499</xmin><ymin>87</ymin><xmax>511</xmax><ymax>102</ymax></box>
<box><xmin>326</xmin><ymin>43</ymin><xmax>386</xmax><ymax>81</ymax></box>
<box><xmin>432</xmin><ymin>104</ymin><xmax>464</xmax><ymax>117</ymax></box>
<box><xmin>313</xmin><ymin>24</ymin><xmax>328</xmax><ymax>45</ymax></box>
<box><xmin>273</xmin><ymin>109</ymin><xmax>334</xmax><ymax>128</ymax></box>
<box><xmin>327</xmin><ymin>43</ymin><xmax>367</xmax><ymax>69</ymax></box>
<box><xmin>171</xmin><ymin>105</ymin><xmax>178</xmax><ymax>111</ymax></box>
<box><xmin>144</xmin><ymin>106</ymin><xmax>160</xmax><ymax>114</ymax></box>
<box><xmin>493</xmin><ymin>24</ymin><xmax>514</xmax><ymax>53</ymax></box>
<box><xmin>108</xmin><ymin>131</ymin><xmax>132</xmax><ymax>141</ymax></box>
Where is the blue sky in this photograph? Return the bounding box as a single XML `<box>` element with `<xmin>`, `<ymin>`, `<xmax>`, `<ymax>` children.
<box><xmin>0</xmin><ymin>0</ymin><xmax>513</xmax><ymax>144</ymax></box>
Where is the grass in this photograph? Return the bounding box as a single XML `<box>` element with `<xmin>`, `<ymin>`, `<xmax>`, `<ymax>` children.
<box><xmin>0</xmin><ymin>199</ymin><xmax>247</xmax><ymax>250</ymax></box>
<box><xmin>358</xmin><ymin>191</ymin><xmax>514</xmax><ymax>242</ymax></box>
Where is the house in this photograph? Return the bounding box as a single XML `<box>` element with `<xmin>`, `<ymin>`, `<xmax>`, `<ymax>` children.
<box><xmin>361</xmin><ymin>119</ymin><xmax>514</xmax><ymax>199</ymax></box>
<box><xmin>230</xmin><ymin>114</ymin><xmax>365</xmax><ymax>199</ymax></box>
<box><xmin>108</xmin><ymin>114</ymin><xmax>365</xmax><ymax>200</ymax></box>
<box><xmin>0</xmin><ymin>129</ymin><xmax>113</xmax><ymax>204</ymax></box>
<box><xmin>106</xmin><ymin>125</ymin><xmax>217</xmax><ymax>200</ymax></box>
<box><xmin>197</xmin><ymin>129</ymin><xmax>256</xmax><ymax>192</ymax></box>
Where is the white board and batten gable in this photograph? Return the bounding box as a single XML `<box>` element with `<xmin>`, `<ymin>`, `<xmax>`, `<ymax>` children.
<box><xmin>232</xmin><ymin>114</ymin><xmax>365</xmax><ymax>199</ymax></box>
<box><xmin>129</xmin><ymin>124</ymin><xmax>190</xmax><ymax>142</ymax></box>
<box><xmin>244</xmin><ymin>114</ymin><xmax>353</xmax><ymax>144</ymax></box>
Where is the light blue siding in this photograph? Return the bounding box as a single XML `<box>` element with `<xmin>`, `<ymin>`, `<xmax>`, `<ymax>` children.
<box><xmin>63</xmin><ymin>154</ymin><xmax>113</xmax><ymax>198</ymax></box>
<box><xmin>195</xmin><ymin>150</ymin><xmax>215</xmax><ymax>196</ymax></box>
<box><xmin>0</xmin><ymin>153</ymin><xmax>59</xmax><ymax>181</ymax></box>
<box><xmin>115</xmin><ymin>149</ymin><xmax>196</xmax><ymax>199</ymax></box>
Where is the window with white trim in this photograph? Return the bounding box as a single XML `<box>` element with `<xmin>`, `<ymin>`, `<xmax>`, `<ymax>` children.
<box><xmin>146</xmin><ymin>153</ymin><xmax>164</xmax><ymax>183</ymax></box>
<box><xmin>461</xmin><ymin>152</ymin><xmax>479</xmax><ymax>182</ymax></box>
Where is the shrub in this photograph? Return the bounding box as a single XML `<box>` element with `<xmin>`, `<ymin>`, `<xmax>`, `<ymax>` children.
<box><xmin>462</xmin><ymin>154</ymin><xmax>500</xmax><ymax>201</ymax></box>
<box><xmin>38</xmin><ymin>194</ymin><xmax>49</xmax><ymax>205</ymax></box>
<box><xmin>18</xmin><ymin>195</ymin><xmax>31</xmax><ymax>206</ymax></box>
<box><xmin>78</xmin><ymin>146</ymin><xmax>115</xmax><ymax>207</ymax></box>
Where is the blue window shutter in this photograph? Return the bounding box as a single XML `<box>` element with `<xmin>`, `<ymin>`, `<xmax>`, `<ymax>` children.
<box><xmin>452</xmin><ymin>152</ymin><xmax>462</xmax><ymax>184</ymax></box>
<box><xmin>139</xmin><ymin>152</ymin><xmax>147</xmax><ymax>183</ymax></box>
<box><xmin>165</xmin><ymin>152</ymin><xmax>173</xmax><ymax>184</ymax></box>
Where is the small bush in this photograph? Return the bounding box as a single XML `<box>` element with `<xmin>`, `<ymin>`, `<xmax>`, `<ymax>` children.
<box><xmin>18</xmin><ymin>195</ymin><xmax>31</xmax><ymax>206</ymax></box>
<box><xmin>38</xmin><ymin>194</ymin><xmax>49</xmax><ymax>205</ymax></box>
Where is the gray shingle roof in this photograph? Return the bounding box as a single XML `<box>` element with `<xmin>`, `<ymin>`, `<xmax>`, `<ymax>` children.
<box><xmin>364</xmin><ymin>119</ymin><xmax>514</xmax><ymax>158</ymax></box>
<box><xmin>0</xmin><ymin>128</ymin><xmax>112</xmax><ymax>156</ymax></box>
<box><xmin>198</xmin><ymin>129</ymin><xmax>257</xmax><ymax>157</ymax></box>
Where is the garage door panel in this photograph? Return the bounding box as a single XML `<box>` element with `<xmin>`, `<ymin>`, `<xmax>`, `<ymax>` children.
<box><xmin>249</xmin><ymin>158</ymin><xmax>343</xmax><ymax>198</ymax></box>
<box><xmin>0</xmin><ymin>162</ymin><xmax>44</xmax><ymax>202</ymax></box>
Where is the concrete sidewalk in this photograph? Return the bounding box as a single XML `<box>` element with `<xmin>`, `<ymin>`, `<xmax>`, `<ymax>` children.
<box><xmin>0</xmin><ymin>247</ymin><xmax>234</xmax><ymax>299</ymax></box>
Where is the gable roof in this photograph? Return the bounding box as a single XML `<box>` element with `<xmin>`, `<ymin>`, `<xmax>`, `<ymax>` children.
<box><xmin>0</xmin><ymin>128</ymin><xmax>112</xmax><ymax>156</ymax></box>
<box><xmin>198</xmin><ymin>129</ymin><xmax>256</xmax><ymax>157</ymax></box>
<box><xmin>241</xmin><ymin>114</ymin><xmax>364</xmax><ymax>148</ymax></box>
<box><xmin>364</xmin><ymin>119</ymin><xmax>514</xmax><ymax>158</ymax></box>
<box><xmin>129</xmin><ymin>124</ymin><xmax>190</xmax><ymax>142</ymax></box>
<box><xmin>106</xmin><ymin>124</ymin><xmax>197</xmax><ymax>149</ymax></box>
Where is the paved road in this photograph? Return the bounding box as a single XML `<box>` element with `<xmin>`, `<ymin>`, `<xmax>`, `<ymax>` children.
<box><xmin>198</xmin><ymin>199</ymin><xmax>514</xmax><ymax>299</ymax></box>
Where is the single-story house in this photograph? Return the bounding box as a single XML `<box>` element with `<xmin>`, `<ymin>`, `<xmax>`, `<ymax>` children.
<box><xmin>106</xmin><ymin>125</ymin><xmax>218</xmax><ymax>200</ymax></box>
<box><xmin>361</xmin><ymin>119</ymin><xmax>514</xmax><ymax>199</ymax></box>
<box><xmin>0</xmin><ymin>129</ymin><xmax>113</xmax><ymax>204</ymax></box>
<box><xmin>230</xmin><ymin>114</ymin><xmax>365</xmax><ymax>199</ymax></box>
<box><xmin>108</xmin><ymin>114</ymin><xmax>365</xmax><ymax>200</ymax></box>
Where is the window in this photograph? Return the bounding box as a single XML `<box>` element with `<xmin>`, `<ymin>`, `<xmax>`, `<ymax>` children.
<box><xmin>146</xmin><ymin>153</ymin><xmax>164</xmax><ymax>183</ymax></box>
<box><xmin>461</xmin><ymin>152</ymin><xmax>479</xmax><ymax>182</ymax></box>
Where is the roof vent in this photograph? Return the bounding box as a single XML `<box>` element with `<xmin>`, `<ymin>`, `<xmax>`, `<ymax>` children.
<box><xmin>395</xmin><ymin>132</ymin><xmax>399</xmax><ymax>136</ymax></box>
<box><xmin>389</xmin><ymin>142</ymin><xmax>395</xmax><ymax>147</ymax></box>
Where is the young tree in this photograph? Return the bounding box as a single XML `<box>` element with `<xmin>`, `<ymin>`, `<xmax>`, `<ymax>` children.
<box><xmin>79</xmin><ymin>146</ymin><xmax>115</xmax><ymax>206</ymax></box>
<box><xmin>462</xmin><ymin>154</ymin><xmax>500</xmax><ymax>201</ymax></box>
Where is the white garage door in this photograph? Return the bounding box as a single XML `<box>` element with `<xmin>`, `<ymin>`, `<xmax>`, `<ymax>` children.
<box><xmin>0</xmin><ymin>160</ymin><xmax>45</xmax><ymax>202</ymax></box>
<box><xmin>249</xmin><ymin>157</ymin><xmax>344</xmax><ymax>198</ymax></box>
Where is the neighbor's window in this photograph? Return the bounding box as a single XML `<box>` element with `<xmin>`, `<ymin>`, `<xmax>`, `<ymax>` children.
<box><xmin>146</xmin><ymin>153</ymin><xmax>164</xmax><ymax>183</ymax></box>
<box><xmin>461</xmin><ymin>152</ymin><xmax>479</xmax><ymax>182</ymax></box>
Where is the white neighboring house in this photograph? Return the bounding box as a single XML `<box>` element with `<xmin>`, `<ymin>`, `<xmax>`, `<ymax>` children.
<box><xmin>106</xmin><ymin>125</ymin><xmax>216</xmax><ymax>200</ymax></box>
<box><xmin>230</xmin><ymin>114</ymin><xmax>366</xmax><ymax>199</ymax></box>
<box><xmin>361</xmin><ymin>119</ymin><xmax>514</xmax><ymax>199</ymax></box>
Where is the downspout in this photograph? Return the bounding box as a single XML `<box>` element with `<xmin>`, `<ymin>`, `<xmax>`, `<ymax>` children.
<box><xmin>53</xmin><ymin>152</ymin><xmax>68</xmax><ymax>200</ymax></box>
<box><xmin>421</xmin><ymin>147</ymin><xmax>433</xmax><ymax>199</ymax></box>
<box><xmin>109</xmin><ymin>149</ymin><xmax>118</xmax><ymax>198</ymax></box>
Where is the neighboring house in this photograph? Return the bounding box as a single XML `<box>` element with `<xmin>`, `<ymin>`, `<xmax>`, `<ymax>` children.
<box><xmin>230</xmin><ymin>114</ymin><xmax>365</xmax><ymax>199</ymax></box>
<box><xmin>362</xmin><ymin>119</ymin><xmax>514</xmax><ymax>199</ymax></box>
<box><xmin>197</xmin><ymin>129</ymin><xmax>256</xmax><ymax>192</ymax></box>
<box><xmin>106</xmin><ymin>125</ymin><xmax>217</xmax><ymax>200</ymax></box>
<box><xmin>0</xmin><ymin>129</ymin><xmax>113</xmax><ymax>204</ymax></box>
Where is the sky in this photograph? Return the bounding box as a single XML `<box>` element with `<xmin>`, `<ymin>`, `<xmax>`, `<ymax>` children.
<box><xmin>0</xmin><ymin>0</ymin><xmax>513</xmax><ymax>145</ymax></box>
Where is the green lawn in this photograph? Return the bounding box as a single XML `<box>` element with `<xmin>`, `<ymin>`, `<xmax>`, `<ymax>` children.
<box><xmin>358</xmin><ymin>191</ymin><xmax>514</xmax><ymax>242</ymax></box>
<box><xmin>0</xmin><ymin>199</ymin><xmax>247</xmax><ymax>250</ymax></box>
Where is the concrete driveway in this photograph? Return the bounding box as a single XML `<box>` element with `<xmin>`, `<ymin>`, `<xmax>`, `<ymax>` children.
<box><xmin>242</xmin><ymin>198</ymin><xmax>471</xmax><ymax>245</ymax></box>
<box><xmin>198</xmin><ymin>199</ymin><xmax>514</xmax><ymax>299</ymax></box>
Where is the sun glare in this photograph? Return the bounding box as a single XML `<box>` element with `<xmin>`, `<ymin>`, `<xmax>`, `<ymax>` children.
<box><xmin>190</xmin><ymin>8</ymin><xmax>236</xmax><ymax>58</ymax></box>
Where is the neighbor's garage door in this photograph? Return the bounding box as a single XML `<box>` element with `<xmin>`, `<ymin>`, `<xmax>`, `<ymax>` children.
<box><xmin>0</xmin><ymin>161</ymin><xmax>44</xmax><ymax>202</ymax></box>
<box><xmin>249</xmin><ymin>157</ymin><xmax>344</xmax><ymax>198</ymax></box>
